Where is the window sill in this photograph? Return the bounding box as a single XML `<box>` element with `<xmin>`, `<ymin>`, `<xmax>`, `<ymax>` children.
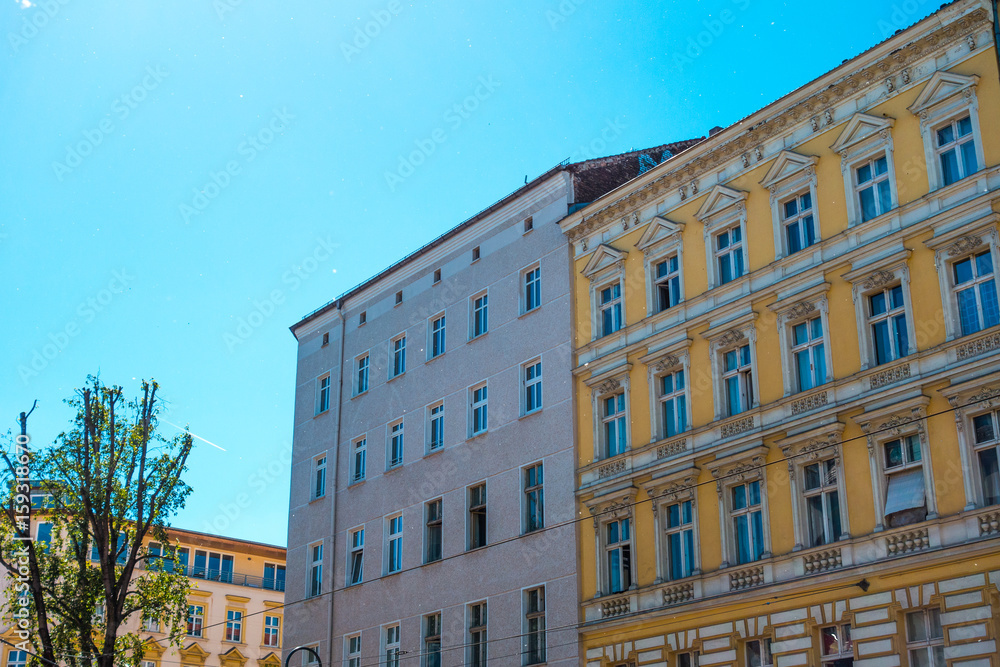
<box><xmin>313</xmin><ymin>409</ymin><xmax>329</xmax><ymax>419</ymax></box>
<box><xmin>465</xmin><ymin>544</ymin><xmax>489</xmax><ymax>553</ymax></box>
<box><xmin>384</xmin><ymin>464</ymin><xmax>404</xmax><ymax>475</ymax></box>
<box><xmin>518</xmin><ymin>306</ymin><xmax>541</xmax><ymax>320</ymax></box>
<box><xmin>261</xmin><ymin>644</ymin><xmax>281</xmax><ymax>651</ymax></box>
<box><xmin>387</xmin><ymin>372</ymin><xmax>405</xmax><ymax>383</ymax></box>
<box><xmin>519</xmin><ymin>408</ymin><xmax>542</xmax><ymax>421</ymax></box>
<box><xmin>425</xmin><ymin>446</ymin><xmax>445</xmax><ymax>459</ymax></box>
<box><xmin>348</xmin><ymin>478</ymin><xmax>366</xmax><ymax>488</ymax></box>
<box><xmin>426</xmin><ymin>351</ymin><xmax>445</xmax><ymax>364</ymax></box>
<box><xmin>467</xmin><ymin>430</ymin><xmax>488</xmax><ymax>441</ymax></box>
<box><xmin>469</xmin><ymin>332</ymin><xmax>488</xmax><ymax>342</ymax></box>
<box><xmin>351</xmin><ymin>389</ymin><xmax>368</xmax><ymax>400</ymax></box>
<box><xmin>309</xmin><ymin>495</ymin><xmax>326</xmax><ymax>504</ymax></box>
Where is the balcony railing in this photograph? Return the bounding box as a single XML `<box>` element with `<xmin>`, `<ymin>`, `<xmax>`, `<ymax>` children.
<box><xmin>146</xmin><ymin>564</ymin><xmax>285</xmax><ymax>591</ymax></box>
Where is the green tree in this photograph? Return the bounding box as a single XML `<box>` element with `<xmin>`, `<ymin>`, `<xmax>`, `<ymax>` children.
<box><xmin>1</xmin><ymin>377</ymin><xmax>194</xmax><ymax>667</ymax></box>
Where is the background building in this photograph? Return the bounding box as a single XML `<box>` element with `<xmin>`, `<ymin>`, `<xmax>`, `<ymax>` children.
<box><xmin>559</xmin><ymin>1</ymin><xmax>1000</xmax><ymax>665</ymax></box>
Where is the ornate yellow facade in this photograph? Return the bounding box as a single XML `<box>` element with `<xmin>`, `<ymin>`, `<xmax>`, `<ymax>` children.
<box><xmin>560</xmin><ymin>2</ymin><xmax>1000</xmax><ymax>665</ymax></box>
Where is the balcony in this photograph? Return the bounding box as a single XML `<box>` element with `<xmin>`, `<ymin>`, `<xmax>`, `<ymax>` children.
<box><xmin>147</xmin><ymin>565</ymin><xmax>285</xmax><ymax>592</ymax></box>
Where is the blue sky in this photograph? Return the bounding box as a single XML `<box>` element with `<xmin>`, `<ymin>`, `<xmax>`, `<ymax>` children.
<box><xmin>1</xmin><ymin>0</ymin><xmax>938</xmax><ymax>547</ymax></box>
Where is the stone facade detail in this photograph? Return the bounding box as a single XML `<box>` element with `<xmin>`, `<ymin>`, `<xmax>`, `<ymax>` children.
<box><xmin>728</xmin><ymin>565</ymin><xmax>765</xmax><ymax>591</ymax></box>
<box><xmin>803</xmin><ymin>548</ymin><xmax>842</xmax><ymax>574</ymax></box>
<box><xmin>601</xmin><ymin>596</ymin><xmax>631</xmax><ymax>618</ymax></box>
<box><xmin>886</xmin><ymin>528</ymin><xmax>930</xmax><ymax>556</ymax></box>
<box><xmin>868</xmin><ymin>363</ymin><xmax>911</xmax><ymax>389</ymax></box>
<box><xmin>721</xmin><ymin>416</ymin><xmax>754</xmax><ymax>438</ymax></box>
<box><xmin>790</xmin><ymin>391</ymin><xmax>828</xmax><ymax>415</ymax></box>
<box><xmin>662</xmin><ymin>582</ymin><xmax>694</xmax><ymax>606</ymax></box>
<box><xmin>598</xmin><ymin>458</ymin><xmax>627</xmax><ymax>479</ymax></box>
<box><xmin>957</xmin><ymin>331</ymin><xmax>1000</xmax><ymax>360</ymax></box>
<box><xmin>656</xmin><ymin>438</ymin><xmax>687</xmax><ymax>459</ymax></box>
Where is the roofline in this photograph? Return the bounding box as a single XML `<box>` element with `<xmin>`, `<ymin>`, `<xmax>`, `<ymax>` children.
<box><xmin>166</xmin><ymin>525</ymin><xmax>285</xmax><ymax>553</ymax></box>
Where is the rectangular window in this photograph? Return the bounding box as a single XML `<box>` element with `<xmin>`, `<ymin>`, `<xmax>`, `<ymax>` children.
<box><xmin>972</xmin><ymin>412</ymin><xmax>1000</xmax><ymax>505</ymax></box>
<box><xmin>524</xmin><ymin>216</ymin><xmax>533</xmax><ymax>233</ymax></box>
<box><xmin>345</xmin><ymin>634</ymin><xmax>361</xmax><ymax>667</ymax></box>
<box><xmin>782</xmin><ymin>192</ymin><xmax>817</xmax><ymax>254</ymax></box>
<box><xmin>716</xmin><ymin>225</ymin><xmax>745</xmax><ymax>285</ymax></box>
<box><xmin>430</xmin><ymin>315</ymin><xmax>446</xmax><ymax>358</ymax></box>
<box><xmin>600</xmin><ymin>283</ymin><xmax>623</xmax><ymax>336</ymax></box>
<box><xmin>313</xmin><ymin>455</ymin><xmax>326</xmax><ymax>499</ymax></box>
<box><xmin>524</xmin><ymin>360</ymin><xmax>542</xmax><ymax>414</ymax></box>
<box><xmin>352</xmin><ymin>438</ymin><xmax>367</xmax><ymax>482</ymax></box>
<box><xmin>677</xmin><ymin>652</ymin><xmax>699</xmax><ymax>667</ymax></box>
<box><xmin>473</xmin><ymin>293</ymin><xmax>489</xmax><ymax>337</ymax></box>
<box><xmin>187</xmin><ymin>605</ymin><xmax>204</xmax><ymax>637</ymax></box>
<box><xmin>953</xmin><ymin>250</ymin><xmax>1000</xmax><ymax>336</ymax></box>
<box><xmin>469</xmin><ymin>602</ymin><xmax>488</xmax><ymax>667</ymax></box>
<box><xmin>424</xmin><ymin>499</ymin><xmax>443</xmax><ymax>564</ymax></box>
<box><xmin>263</xmin><ymin>563</ymin><xmax>285</xmax><ymax>591</ymax></box>
<box><xmin>428</xmin><ymin>403</ymin><xmax>444</xmax><ymax>452</ymax></box>
<box><xmin>905</xmin><ymin>608</ymin><xmax>944</xmax><ymax>666</ymax></box>
<box><xmin>423</xmin><ymin>613</ymin><xmax>441</xmax><ymax>667</ymax></box>
<box><xmin>192</xmin><ymin>549</ymin><xmax>234</xmax><ymax>582</ymax></box>
<box><xmin>868</xmin><ymin>285</ymin><xmax>909</xmax><ymax>366</ymax></box>
<box><xmin>388</xmin><ymin>422</ymin><xmax>404</xmax><ymax>469</ymax></box>
<box><xmin>308</xmin><ymin>542</ymin><xmax>323</xmax><ymax>597</ymax></box>
<box><xmin>856</xmin><ymin>155</ymin><xmax>892</xmax><ymax>222</ymax></box>
<box><xmin>803</xmin><ymin>459</ymin><xmax>842</xmax><ymax>547</ymax></box>
<box><xmin>469</xmin><ymin>483</ymin><xmax>487</xmax><ymax>549</ymax></box>
<box><xmin>731</xmin><ymin>480</ymin><xmax>764</xmax><ymax>565</ymax></box>
<box><xmin>433</xmin><ymin>268</ymin><xmax>442</xmax><ymax>283</ymax></box>
<box><xmin>359</xmin><ymin>311</ymin><xmax>367</xmax><ymax>325</ymax></box>
<box><xmin>602</xmin><ymin>393</ymin><xmax>627</xmax><ymax>458</ymax></box>
<box><xmin>317</xmin><ymin>375</ymin><xmax>330</xmax><ymax>414</ymax></box>
<box><xmin>322</xmin><ymin>331</ymin><xmax>329</xmax><ymax>346</ymax></box>
<box><xmin>471</xmin><ymin>384</ymin><xmax>488</xmax><ymax>436</ymax></box>
<box><xmin>820</xmin><ymin>624</ymin><xmax>853</xmax><ymax>665</ymax></box>
<box><xmin>723</xmin><ymin>344</ymin><xmax>754</xmax><ymax>416</ymax></box>
<box><xmin>936</xmin><ymin>115</ymin><xmax>978</xmax><ymax>186</ymax></box>
<box><xmin>524</xmin><ymin>587</ymin><xmax>546</xmax><ymax>666</ymax></box>
<box><xmin>659</xmin><ymin>370</ymin><xmax>687</xmax><ymax>438</ymax></box>
<box><xmin>665</xmin><ymin>500</ymin><xmax>694</xmax><ymax>581</ymax></box>
<box><xmin>792</xmin><ymin>316</ymin><xmax>826</xmax><ymax>392</ymax></box>
<box><xmin>356</xmin><ymin>355</ymin><xmax>370</xmax><ymax>394</ymax></box>
<box><xmin>386</xmin><ymin>515</ymin><xmax>403</xmax><ymax>574</ymax></box>
<box><xmin>524</xmin><ymin>463</ymin><xmax>544</xmax><ymax>533</ymax></box>
<box><xmin>391</xmin><ymin>336</ymin><xmax>407</xmax><ymax>377</ymax></box>
<box><xmin>36</xmin><ymin>522</ymin><xmax>52</xmax><ymax>552</ymax></box>
<box><xmin>264</xmin><ymin>615</ymin><xmax>281</xmax><ymax>648</ymax></box>
<box><xmin>883</xmin><ymin>434</ymin><xmax>927</xmax><ymax>527</ymax></box>
<box><xmin>5</xmin><ymin>652</ymin><xmax>27</xmax><ymax>667</ymax></box>
<box><xmin>524</xmin><ymin>266</ymin><xmax>541</xmax><ymax>312</ymax></box>
<box><xmin>654</xmin><ymin>255</ymin><xmax>681</xmax><ymax>312</ymax></box>
<box><xmin>604</xmin><ymin>518</ymin><xmax>632</xmax><ymax>594</ymax></box>
<box><xmin>143</xmin><ymin>616</ymin><xmax>160</xmax><ymax>633</ymax></box>
<box><xmin>385</xmin><ymin>625</ymin><xmax>400</xmax><ymax>667</ymax></box>
<box><xmin>395</xmin><ymin>290</ymin><xmax>403</xmax><ymax>305</ymax></box>
<box><xmin>225</xmin><ymin>609</ymin><xmax>243</xmax><ymax>643</ymax></box>
<box><xmin>348</xmin><ymin>528</ymin><xmax>364</xmax><ymax>586</ymax></box>
<box><xmin>472</xmin><ymin>246</ymin><xmax>481</xmax><ymax>261</ymax></box>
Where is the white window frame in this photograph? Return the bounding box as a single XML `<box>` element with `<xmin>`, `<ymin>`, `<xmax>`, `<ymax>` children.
<box><xmin>345</xmin><ymin>634</ymin><xmax>361</xmax><ymax>667</ymax></box>
<box><xmin>470</xmin><ymin>383</ymin><xmax>488</xmax><ymax>437</ymax></box>
<box><xmin>644</xmin><ymin>472</ymin><xmax>701</xmax><ymax>584</ymax></box>
<box><xmin>389</xmin><ymin>334</ymin><xmax>406</xmax><ymax>379</ymax></box>
<box><xmin>384</xmin><ymin>514</ymin><xmax>403</xmax><ymax>575</ymax></box>
<box><xmin>429</xmin><ymin>313</ymin><xmax>446</xmax><ymax>360</ymax></box>
<box><xmin>383</xmin><ymin>624</ymin><xmax>401</xmax><ymax>667</ymax></box>
<box><xmin>522</xmin><ymin>461</ymin><xmax>544</xmax><ymax>534</ymax></box>
<box><xmin>307</xmin><ymin>541</ymin><xmax>323</xmax><ymax>598</ymax></box>
<box><xmin>316</xmin><ymin>374</ymin><xmax>331</xmax><ymax>415</ymax></box>
<box><xmin>650</xmin><ymin>353</ymin><xmax>690</xmax><ymax>442</ymax></box>
<box><xmin>186</xmin><ymin>603</ymin><xmax>204</xmax><ymax>637</ymax></box>
<box><xmin>779</xmin><ymin>427</ymin><xmax>851</xmax><ymax>552</ymax></box>
<box><xmin>426</xmin><ymin>401</ymin><xmax>445</xmax><ymax>454</ymax></box>
<box><xmin>312</xmin><ymin>454</ymin><xmax>327</xmax><ymax>500</ymax></box>
<box><xmin>831</xmin><ymin>113</ymin><xmax>897</xmax><ymax>228</ymax></box>
<box><xmin>522</xmin><ymin>263</ymin><xmax>541</xmax><ymax>314</ymax></box>
<box><xmin>582</xmin><ymin>244</ymin><xmax>628</xmax><ymax>341</ymax></box>
<box><xmin>387</xmin><ymin>420</ymin><xmax>404</xmax><ymax>470</ymax></box>
<box><xmin>347</xmin><ymin>526</ymin><xmax>364</xmax><ymax>586</ymax></box>
<box><xmin>927</xmin><ymin>224</ymin><xmax>1000</xmax><ymax>342</ymax></box>
<box><xmin>225</xmin><ymin>608</ymin><xmax>243</xmax><ymax>643</ymax></box>
<box><xmin>588</xmin><ymin>374</ymin><xmax>630</xmax><ymax>461</ymax></box>
<box><xmin>695</xmin><ymin>185</ymin><xmax>748</xmax><ymax>291</ymax></box>
<box><xmin>467</xmin><ymin>482</ymin><xmax>488</xmax><ymax>550</ymax></box>
<box><xmin>470</xmin><ymin>290</ymin><xmax>489</xmax><ymax>339</ymax></box>
<box><xmin>708</xmin><ymin>449</ymin><xmax>771</xmax><ymax>569</ymax></box>
<box><xmin>904</xmin><ymin>608</ymin><xmax>944</xmax><ymax>666</ymax></box>
<box><xmin>637</xmin><ymin>216</ymin><xmax>685</xmax><ymax>317</ymax></box>
<box><xmin>522</xmin><ymin>358</ymin><xmax>543</xmax><ymax>415</ymax></box>
<box><xmin>844</xmin><ymin>257</ymin><xmax>917</xmax><ymax>371</ymax></box>
<box><xmin>819</xmin><ymin>623</ymin><xmax>853</xmax><ymax>665</ymax></box>
<box><xmin>263</xmin><ymin>614</ymin><xmax>281</xmax><ymax>648</ymax></box>
<box><xmin>651</xmin><ymin>253</ymin><xmax>682</xmax><ymax>314</ymax></box>
<box><xmin>355</xmin><ymin>353</ymin><xmax>370</xmax><ymax>396</ymax></box>
<box><xmin>423</xmin><ymin>498</ymin><xmax>443</xmax><ymax>564</ymax></box>
<box><xmin>600</xmin><ymin>515</ymin><xmax>634</xmax><ymax>595</ymax></box>
<box><xmin>744</xmin><ymin>638</ymin><xmax>774</xmax><ymax>667</ymax></box>
<box><xmin>597</xmin><ymin>280</ymin><xmax>624</xmax><ymax>337</ymax></box>
<box><xmin>351</xmin><ymin>437</ymin><xmax>367</xmax><ymax>484</ymax></box>
<box><xmin>773</xmin><ymin>295</ymin><xmax>833</xmax><ymax>397</ymax></box>
<box><xmin>467</xmin><ymin>601</ymin><xmax>488</xmax><ymax>667</ymax></box>
<box><xmin>718</xmin><ymin>340</ymin><xmax>755</xmax><ymax>418</ymax></box>
<box><xmin>760</xmin><ymin>151</ymin><xmax>821</xmax><ymax>261</ymax></box>
<box><xmin>707</xmin><ymin>324</ymin><xmax>760</xmax><ymax>422</ymax></box>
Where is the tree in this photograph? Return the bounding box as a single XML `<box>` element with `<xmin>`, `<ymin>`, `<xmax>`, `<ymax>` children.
<box><xmin>1</xmin><ymin>377</ymin><xmax>195</xmax><ymax>667</ymax></box>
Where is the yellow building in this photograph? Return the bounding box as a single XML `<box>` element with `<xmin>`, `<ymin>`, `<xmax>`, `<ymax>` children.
<box><xmin>559</xmin><ymin>1</ymin><xmax>1000</xmax><ymax>665</ymax></box>
<box><xmin>1</xmin><ymin>526</ymin><xmax>285</xmax><ymax>667</ymax></box>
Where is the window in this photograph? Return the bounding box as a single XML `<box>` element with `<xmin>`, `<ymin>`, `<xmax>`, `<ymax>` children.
<box><xmin>952</xmin><ymin>250</ymin><xmax>999</xmax><ymax>336</ymax></box>
<box><xmin>6</xmin><ymin>652</ymin><xmax>27</xmax><ymax>667</ymax></box>
<box><xmin>524</xmin><ymin>587</ymin><xmax>546</xmax><ymax>665</ymax></box>
<box><xmin>791</xmin><ymin>316</ymin><xmax>826</xmax><ymax>392</ymax></box>
<box><xmin>191</xmin><ymin>549</ymin><xmax>234</xmax><ymax>582</ymax></box>
<box><xmin>469</xmin><ymin>602</ymin><xmax>488</xmax><ymax>667</ymax></box>
<box><xmin>94</xmin><ymin>602</ymin><xmax>106</xmax><ymax>624</ymax></box>
<box><xmin>659</xmin><ymin>369</ymin><xmax>687</xmax><ymax>438</ymax></box>
<box><xmin>36</xmin><ymin>522</ymin><xmax>52</xmax><ymax>552</ymax></box>
<box><xmin>388</xmin><ymin>421</ymin><xmax>404</xmax><ymax>469</ymax></box>
<box><xmin>936</xmin><ymin>115</ymin><xmax>978</xmax><ymax>186</ymax></box>
<box><xmin>386</xmin><ymin>515</ymin><xmax>403</xmax><ymax>574</ymax></box>
<box><xmin>308</xmin><ymin>542</ymin><xmax>323</xmax><ymax>597</ymax></box>
<box><xmin>599</xmin><ymin>283</ymin><xmax>623</xmax><ymax>336</ymax></box>
<box><xmin>472</xmin><ymin>246</ymin><xmax>480</xmax><ymax>261</ymax></box>
<box><xmin>855</xmin><ymin>155</ymin><xmax>892</xmax><ymax>222</ymax></box>
<box><xmin>781</xmin><ymin>192</ymin><xmax>816</xmax><ymax>255</ymax></box>
<box><xmin>356</xmin><ymin>354</ymin><xmax>369</xmax><ymax>395</ymax></box>
<box><xmin>731</xmin><ymin>480</ymin><xmax>764</xmax><ymax>565</ymax></box>
<box><xmin>391</xmin><ymin>336</ymin><xmax>406</xmax><ymax>377</ymax></box>
<box><xmin>345</xmin><ymin>634</ymin><xmax>361</xmax><ymax>667</ymax></box>
<box><xmin>427</xmin><ymin>403</ymin><xmax>444</xmax><ymax>452</ymax></box>
<box><xmin>715</xmin><ymin>225</ymin><xmax>745</xmax><ymax>285</ymax></box>
<box><xmin>423</xmin><ymin>613</ymin><xmax>441</xmax><ymax>667</ymax></box>
<box><xmin>321</xmin><ymin>332</ymin><xmax>329</xmax><ymax>346</ymax></box>
<box><xmin>803</xmin><ymin>459</ymin><xmax>842</xmax><ymax>547</ymax></box>
<box><xmin>143</xmin><ymin>616</ymin><xmax>160</xmax><ymax>633</ymax></box>
<box><xmin>471</xmin><ymin>384</ymin><xmax>488</xmax><ymax>436</ymax></box>
<box><xmin>469</xmin><ymin>483</ymin><xmax>487</xmax><ymax>549</ymax></box>
<box><xmin>225</xmin><ymin>609</ymin><xmax>243</xmax><ymax>643</ymax></box>
<box><xmin>604</xmin><ymin>518</ymin><xmax>632</xmax><ymax>594</ymax></box>
<box><xmin>317</xmin><ymin>375</ymin><xmax>330</xmax><ymax>414</ymax></box>
<box><xmin>524</xmin><ymin>216</ymin><xmax>533</xmax><ymax>233</ymax></box>
<box><xmin>723</xmin><ymin>343</ymin><xmax>754</xmax><ymax>416</ymax></box>
<box><xmin>524</xmin><ymin>266</ymin><xmax>541</xmax><ymax>312</ymax></box>
<box><xmin>424</xmin><ymin>499</ymin><xmax>443</xmax><ymax>564</ymax></box>
<box><xmin>654</xmin><ymin>255</ymin><xmax>681</xmax><ymax>312</ymax></box>
<box><xmin>676</xmin><ymin>652</ymin><xmax>699</xmax><ymax>667</ymax></box>
<box><xmin>187</xmin><ymin>605</ymin><xmax>204</xmax><ymax>637</ymax></box>
<box><xmin>264</xmin><ymin>616</ymin><xmax>281</xmax><ymax>647</ymax></box>
<box><xmin>385</xmin><ymin>625</ymin><xmax>401</xmax><ymax>667</ymax></box>
<box><xmin>602</xmin><ymin>393</ymin><xmax>627</xmax><ymax>458</ymax></box>
<box><xmin>664</xmin><ymin>500</ymin><xmax>694</xmax><ymax>581</ymax></box>
<box><xmin>352</xmin><ymin>438</ymin><xmax>367</xmax><ymax>482</ymax></box>
<box><xmin>882</xmin><ymin>434</ymin><xmax>927</xmax><ymax>527</ymax></box>
<box><xmin>395</xmin><ymin>290</ymin><xmax>403</xmax><ymax>305</ymax></box>
<box><xmin>820</xmin><ymin>624</ymin><xmax>853</xmax><ymax>666</ymax></box>
<box><xmin>430</xmin><ymin>315</ymin><xmax>446</xmax><ymax>358</ymax></box>
<box><xmin>868</xmin><ymin>285</ymin><xmax>909</xmax><ymax>365</ymax></box>
<box><xmin>972</xmin><ymin>411</ymin><xmax>1000</xmax><ymax>505</ymax></box>
<box><xmin>263</xmin><ymin>563</ymin><xmax>285</xmax><ymax>591</ymax></box>
<box><xmin>523</xmin><ymin>360</ymin><xmax>542</xmax><ymax>414</ymax></box>
<box><xmin>746</xmin><ymin>640</ymin><xmax>773</xmax><ymax>667</ymax></box>
<box><xmin>313</xmin><ymin>455</ymin><xmax>326</xmax><ymax>499</ymax></box>
<box><xmin>472</xmin><ymin>292</ymin><xmax>489</xmax><ymax>337</ymax></box>
<box><xmin>524</xmin><ymin>463</ymin><xmax>544</xmax><ymax>533</ymax></box>
<box><xmin>433</xmin><ymin>268</ymin><xmax>441</xmax><ymax>283</ymax></box>
<box><xmin>348</xmin><ymin>528</ymin><xmax>364</xmax><ymax>586</ymax></box>
<box><xmin>905</xmin><ymin>608</ymin><xmax>944</xmax><ymax>666</ymax></box>
<box><xmin>359</xmin><ymin>311</ymin><xmax>366</xmax><ymax>325</ymax></box>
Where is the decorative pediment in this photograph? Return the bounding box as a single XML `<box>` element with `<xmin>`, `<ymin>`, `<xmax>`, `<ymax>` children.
<box><xmin>908</xmin><ymin>71</ymin><xmax>980</xmax><ymax>114</ymax></box>
<box><xmin>260</xmin><ymin>653</ymin><xmax>282</xmax><ymax>667</ymax></box>
<box><xmin>586</xmin><ymin>487</ymin><xmax>638</xmax><ymax>524</ymax></box>
<box><xmin>582</xmin><ymin>244</ymin><xmax>627</xmax><ymax>279</ymax></box>
<box><xmin>219</xmin><ymin>647</ymin><xmax>249</xmax><ymax>667</ymax></box>
<box><xmin>777</xmin><ymin>422</ymin><xmax>846</xmax><ymax>462</ymax></box>
<box><xmin>178</xmin><ymin>642</ymin><xmax>211</xmax><ymax>666</ymax></box>
<box><xmin>830</xmin><ymin>113</ymin><xmax>895</xmax><ymax>153</ymax></box>
<box><xmin>759</xmin><ymin>151</ymin><xmax>819</xmax><ymax>189</ymax></box>
<box><xmin>142</xmin><ymin>639</ymin><xmax>168</xmax><ymax>658</ymax></box>
<box><xmin>707</xmin><ymin>445</ymin><xmax>769</xmax><ymax>486</ymax></box>
<box><xmin>642</xmin><ymin>464</ymin><xmax>700</xmax><ymax>503</ymax></box>
<box><xmin>636</xmin><ymin>216</ymin><xmax>685</xmax><ymax>253</ymax></box>
<box><xmin>695</xmin><ymin>185</ymin><xmax>747</xmax><ymax>221</ymax></box>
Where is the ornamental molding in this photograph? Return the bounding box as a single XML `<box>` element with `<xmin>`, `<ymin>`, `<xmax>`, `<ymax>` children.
<box><xmin>588</xmin><ymin>489</ymin><xmax>638</xmax><ymax>524</ymax></box>
<box><xmin>867</xmin><ymin>363</ymin><xmax>912</xmax><ymax>390</ymax></box>
<box><xmin>636</xmin><ymin>215</ymin><xmax>685</xmax><ymax>253</ymax></box>
<box><xmin>711</xmin><ymin>454</ymin><xmax>765</xmax><ymax>486</ymax></box>
<box><xmin>651</xmin><ymin>354</ymin><xmax>682</xmax><ymax>373</ymax></box>
<box><xmin>565</xmin><ymin>8</ymin><xmax>991</xmax><ymax>243</ymax></box>
<box><xmin>716</xmin><ymin>328</ymin><xmax>745</xmax><ymax>348</ymax></box>
<box><xmin>908</xmin><ymin>70</ymin><xmax>980</xmax><ymax>115</ymax></box>
<box><xmin>781</xmin><ymin>432</ymin><xmax>840</xmax><ymax>466</ymax></box>
<box><xmin>790</xmin><ymin>391</ymin><xmax>829</xmax><ymax>416</ymax></box>
<box><xmin>656</xmin><ymin>438</ymin><xmax>687</xmax><ymax>460</ymax></box>
<box><xmin>581</xmin><ymin>243</ymin><xmax>627</xmax><ymax>280</ymax></box>
<box><xmin>759</xmin><ymin>150</ymin><xmax>819</xmax><ymax>189</ymax></box>
<box><xmin>946</xmin><ymin>234</ymin><xmax>984</xmax><ymax>256</ymax></box>
<box><xmin>956</xmin><ymin>331</ymin><xmax>1000</xmax><ymax>361</ymax></box>
<box><xmin>596</xmin><ymin>378</ymin><xmax>621</xmax><ymax>395</ymax></box>
<box><xmin>860</xmin><ymin>269</ymin><xmax>897</xmax><ymax>290</ymax></box>
<box><xmin>720</xmin><ymin>415</ymin><xmax>755</xmax><ymax>438</ymax></box>
<box><xmin>597</xmin><ymin>458</ymin><xmax>627</xmax><ymax>480</ymax></box>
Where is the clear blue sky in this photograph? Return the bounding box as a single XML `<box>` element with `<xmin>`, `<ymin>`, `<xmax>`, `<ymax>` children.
<box><xmin>1</xmin><ymin>0</ymin><xmax>938</xmax><ymax>547</ymax></box>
